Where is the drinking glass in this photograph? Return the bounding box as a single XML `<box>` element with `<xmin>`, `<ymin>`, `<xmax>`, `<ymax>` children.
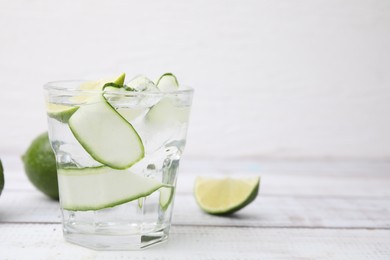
<box><xmin>44</xmin><ymin>80</ymin><xmax>193</xmax><ymax>250</ymax></box>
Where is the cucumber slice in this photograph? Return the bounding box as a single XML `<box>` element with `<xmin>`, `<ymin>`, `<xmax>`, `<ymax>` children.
<box><xmin>147</xmin><ymin>97</ymin><xmax>190</xmax><ymax>124</ymax></box>
<box><xmin>149</xmin><ymin>73</ymin><xmax>189</xmax><ymax>124</ymax></box>
<box><xmin>117</xmin><ymin>107</ymin><xmax>147</xmax><ymax>122</ymax></box>
<box><xmin>47</xmin><ymin>75</ymin><xmax>125</xmax><ymax>123</ymax></box>
<box><xmin>68</xmin><ymin>74</ymin><xmax>145</xmax><ymax>169</ymax></box>
<box><xmin>138</xmin><ymin>197</ymin><xmax>144</xmax><ymax>208</ymax></box>
<box><xmin>68</xmin><ymin>95</ymin><xmax>144</xmax><ymax>169</ymax></box>
<box><xmin>58</xmin><ymin>167</ymin><xmax>167</xmax><ymax>211</ymax></box>
<box><xmin>159</xmin><ymin>186</ymin><xmax>174</xmax><ymax>210</ymax></box>
<box><xmin>156</xmin><ymin>73</ymin><xmax>179</xmax><ymax>91</ymax></box>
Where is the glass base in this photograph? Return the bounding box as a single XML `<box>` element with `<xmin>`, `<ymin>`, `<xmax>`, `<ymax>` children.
<box><xmin>63</xmin><ymin>226</ymin><xmax>169</xmax><ymax>250</ymax></box>
<box><xmin>60</xmin><ymin>190</ymin><xmax>175</xmax><ymax>250</ymax></box>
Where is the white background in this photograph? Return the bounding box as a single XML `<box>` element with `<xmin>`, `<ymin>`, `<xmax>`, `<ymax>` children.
<box><xmin>0</xmin><ymin>0</ymin><xmax>389</xmax><ymax>160</ymax></box>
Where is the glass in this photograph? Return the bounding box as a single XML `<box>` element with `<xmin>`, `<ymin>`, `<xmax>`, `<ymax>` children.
<box><xmin>44</xmin><ymin>80</ymin><xmax>193</xmax><ymax>250</ymax></box>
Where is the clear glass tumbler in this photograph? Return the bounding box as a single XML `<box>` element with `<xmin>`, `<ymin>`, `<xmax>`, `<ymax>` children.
<box><xmin>44</xmin><ymin>80</ymin><xmax>193</xmax><ymax>250</ymax></box>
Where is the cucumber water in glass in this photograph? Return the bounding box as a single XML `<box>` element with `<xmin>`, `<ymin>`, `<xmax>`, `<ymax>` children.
<box><xmin>44</xmin><ymin>73</ymin><xmax>193</xmax><ymax>250</ymax></box>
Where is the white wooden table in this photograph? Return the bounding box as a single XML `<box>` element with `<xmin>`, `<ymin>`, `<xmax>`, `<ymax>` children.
<box><xmin>1</xmin><ymin>155</ymin><xmax>390</xmax><ymax>259</ymax></box>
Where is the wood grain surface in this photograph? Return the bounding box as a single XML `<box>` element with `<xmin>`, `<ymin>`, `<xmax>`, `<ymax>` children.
<box><xmin>1</xmin><ymin>157</ymin><xmax>389</xmax><ymax>259</ymax></box>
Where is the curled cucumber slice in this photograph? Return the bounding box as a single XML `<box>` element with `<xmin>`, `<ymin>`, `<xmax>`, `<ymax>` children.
<box><xmin>159</xmin><ymin>186</ymin><xmax>174</xmax><ymax>210</ymax></box>
<box><xmin>58</xmin><ymin>167</ymin><xmax>167</xmax><ymax>211</ymax></box>
<box><xmin>68</xmin><ymin>94</ymin><xmax>144</xmax><ymax>169</ymax></box>
<box><xmin>156</xmin><ymin>73</ymin><xmax>179</xmax><ymax>92</ymax></box>
<box><xmin>68</xmin><ymin>74</ymin><xmax>145</xmax><ymax>169</ymax></box>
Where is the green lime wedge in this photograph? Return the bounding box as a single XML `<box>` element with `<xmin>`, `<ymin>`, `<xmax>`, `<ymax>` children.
<box><xmin>194</xmin><ymin>176</ymin><xmax>260</xmax><ymax>215</ymax></box>
<box><xmin>46</xmin><ymin>103</ymin><xmax>79</xmax><ymax>123</ymax></box>
<box><xmin>80</xmin><ymin>73</ymin><xmax>126</xmax><ymax>91</ymax></box>
<box><xmin>47</xmin><ymin>73</ymin><xmax>126</xmax><ymax>123</ymax></box>
<box><xmin>71</xmin><ymin>73</ymin><xmax>126</xmax><ymax>103</ymax></box>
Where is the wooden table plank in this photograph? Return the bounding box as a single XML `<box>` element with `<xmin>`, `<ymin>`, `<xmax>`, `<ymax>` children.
<box><xmin>0</xmin><ymin>224</ymin><xmax>389</xmax><ymax>260</ymax></box>
<box><xmin>3</xmin><ymin>156</ymin><xmax>390</xmax><ymax>198</ymax></box>
<box><xmin>1</xmin><ymin>156</ymin><xmax>390</xmax><ymax>258</ymax></box>
<box><xmin>1</xmin><ymin>190</ymin><xmax>390</xmax><ymax>229</ymax></box>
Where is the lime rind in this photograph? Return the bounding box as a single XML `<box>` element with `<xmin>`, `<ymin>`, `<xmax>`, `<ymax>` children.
<box><xmin>48</xmin><ymin>74</ymin><xmax>126</xmax><ymax>123</ymax></box>
<box><xmin>47</xmin><ymin>103</ymin><xmax>79</xmax><ymax>123</ymax></box>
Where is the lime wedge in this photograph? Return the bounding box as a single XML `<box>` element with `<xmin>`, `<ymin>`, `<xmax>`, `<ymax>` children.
<box><xmin>58</xmin><ymin>167</ymin><xmax>167</xmax><ymax>211</ymax></box>
<box><xmin>47</xmin><ymin>73</ymin><xmax>126</xmax><ymax>123</ymax></box>
<box><xmin>46</xmin><ymin>103</ymin><xmax>78</xmax><ymax>123</ymax></box>
<box><xmin>156</xmin><ymin>73</ymin><xmax>179</xmax><ymax>91</ymax></box>
<box><xmin>72</xmin><ymin>73</ymin><xmax>126</xmax><ymax>103</ymax></box>
<box><xmin>81</xmin><ymin>73</ymin><xmax>125</xmax><ymax>91</ymax></box>
<box><xmin>194</xmin><ymin>176</ymin><xmax>260</xmax><ymax>215</ymax></box>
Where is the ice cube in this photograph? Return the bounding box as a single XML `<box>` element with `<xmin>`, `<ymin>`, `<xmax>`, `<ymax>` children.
<box><xmin>125</xmin><ymin>75</ymin><xmax>159</xmax><ymax>92</ymax></box>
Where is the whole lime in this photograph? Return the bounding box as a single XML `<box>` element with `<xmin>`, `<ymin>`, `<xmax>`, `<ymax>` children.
<box><xmin>22</xmin><ymin>132</ymin><xmax>59</xmax><ymax>200</ymax></box>
<box><xmin>0</xmin><ymin>159</ymin><xmax>4</xmax><ymax>196</ymax></box>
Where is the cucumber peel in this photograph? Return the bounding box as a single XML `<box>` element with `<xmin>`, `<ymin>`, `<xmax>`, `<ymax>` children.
<box><xmin>68</xmin><ymin>73</ymin><xmax>145</xmax><ymax>169</ymax></box>
<box><xmin>156</xmin><ymin>73</ymin><xmax>179</xmax><ymax>91</ymax></box>
<box><xmin>159</xmin><ymin>186</ymin><xmax>174</xmax><ymax>210</ymax></box>
<box><xmin>58</xmin><ymin>167</ymin><xmax>169</xmax><ymax>211</ymax></box>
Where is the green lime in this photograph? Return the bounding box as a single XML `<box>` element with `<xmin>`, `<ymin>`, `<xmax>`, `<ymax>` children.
<box><xmin>22</xmin><ymin>132</ymin><xmax>59</xmax><ymax>200</ymax></box>
<box><xmin>0</xmin><ymin>159</ymin><xmax>4</xmax><ymax>196</ymax></box>
<box><xmin>194</xmin><ymin>176</ymin><xmax>260</xmax><ymax>215</ymax></box>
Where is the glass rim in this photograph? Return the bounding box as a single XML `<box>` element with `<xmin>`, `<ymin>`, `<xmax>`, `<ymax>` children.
<box><xmin>43</xmin><ymin>80</ymin><xmax>194</xmax><ymax>96</ymax></box>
